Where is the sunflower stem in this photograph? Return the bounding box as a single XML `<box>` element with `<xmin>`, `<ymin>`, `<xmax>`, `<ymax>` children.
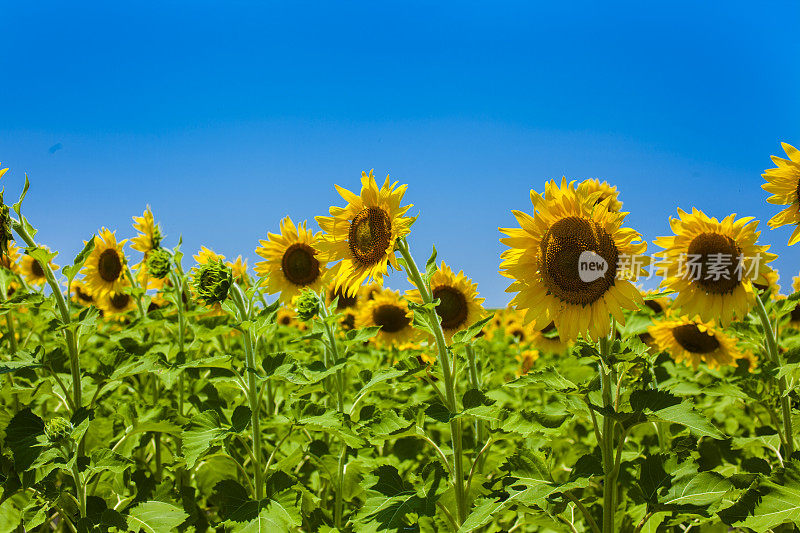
<box><xmin>599</xmin><ymin>336</ymin><xmax>617</xmax><ymax>533</ymax></box>
<box><xmin>397</xmin><ymin>237</ymin><xmax>467</xmax><ymax>527</ymax></box>
<box><xmin>754</xmin><ymin>295</ymin><xmax>795</xmax><ymax>457</ymax></box>
<box><xmin>231</xmin><ymin>283</ymin><xmax>264</xmax><ymax>500</ymax></box>
<box><xmin>317</xmin><ymin>293</ymin><xmax>348</xmax><ymax>530</ymax></box>
<box><xmin>169</xmin><ymin>270</ymin><xmax>187</xmax><ymax>417</ymax></box>
<box><xmin>465</xmin><ymin>344</ymin><xmax>487</xmax><ymax>472</ymax></box>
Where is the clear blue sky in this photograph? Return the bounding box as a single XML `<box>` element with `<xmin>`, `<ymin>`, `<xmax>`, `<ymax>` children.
<box><xmin>1</xmin><ymin>1</ymin><xmax>798</xmax><ymax>306</ymax></box>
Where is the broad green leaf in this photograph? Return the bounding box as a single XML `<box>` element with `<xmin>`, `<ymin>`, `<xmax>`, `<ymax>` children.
<box><xmin>126</xmin><ymin>501</ymin><xmax>188</xmax><ymax>533</ymax></box>
<box><xmin>182</xmin><ymin>410</ymin><xmax>228</xmax><ymax>468</ymax></box>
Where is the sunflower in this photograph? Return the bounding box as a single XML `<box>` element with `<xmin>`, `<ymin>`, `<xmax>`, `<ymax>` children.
<box><xmin>97</xmin><ymin>290</ymin><xmax>136</xmax><ymax>317</ymax></box>
<box><xmin>649</xmin><ymin>315</ymin><xmax>742</xmax><ymax>370</ymax></box>
<box><xmin>641</xmin><ymin>290</ymin><xmax>672</xmax><ymax>317</ymax></box>
<box><xmin>276</xmin><ymin>306</ymin><xmax>306</xmax><ymax>330</ymax></box>
<box><xmin>194</xmin><ymin>246</ymin><xmax>225</xmax><ymax>265</ymax></box>
<box><xmin>83</xmin><ymin>229</ymin><xmax>129</xmax><ymax>299</ymax></box>
<box><xmin>0</xmin><ymin>242</ymin><xmax>20</xmax><ymax>272</ymax></box>
<box><xmin>21</xmin><ymin>247</ymin><xmax>58</xmax><ymax>286</ymax></box>
<box><xmin>131</xmin><ymin>207</ymin><xmax>162</xmax><ymax>255</ymax></box>
<box><xmin>316</xmin><ymin>169</ymin><xmax>414</xmax><ymax>297</ymax></box>
<box><xmin>653</xmin><ymin>208</ymin><xmax>776</xmax><ymax>325</ymax></box>
<box><xmin>356</xmin><ymin>289</ymin><xmax>418</xmax><ymax>346</ymax></box>
<box><xmin>505</xmin><ymin>320</ymin><xmax>534</xmax><ymax>344</ymax></box>
<box><xmin>70</xmin><ymin>280</ymin><xmax>94</xmax><ymax>306</ymax></box>
<box><xmin>762</xmin><ymin>142</ymin><xmax>800</xmax><ymax>246</ymax></box>
<box><xmin>577</xmin><ymin>178</ymin><xmax>623</xmax><ymax>212</ymax></box>
<box><xmin>530</xmin><ymin>322</ymin><xmax>571</xmax><ymax>354</ymax></box>
<box><xmin>788</xmin><ymin>275</ymin><xmax>800</xmax><ymax>329</ymax></box>
<box><xmin>516</xmin><ymin>348</ymin><xmax>540</xmax><ymax>376</ymax></box>
<box><xmin>753</xmin><ymin>268</ymin><xmax>780</xmax><ymax>297</ymax></box>
<box><xmin>359</xmin><ymin>283</ymin><xmax>385</xmax><ymax>302</ymax></box>
<box><xmin>500</xmin><ymin>178</ymin><xmax>648</xmax><ymax>341</ymax></box>
<box><xmin>406</xmin><ymin>262</ymin><xmax>485</xmax><ymax>342</ymax></box>
<box><xmin>255</xmin><ymin>217</ymin><xmax>325</xmax><ymax>302</ymax></box>
<box><xmin>227</xmin><ymin>256</ymin><xmax>249</xmax><ymax>285</ymax></box>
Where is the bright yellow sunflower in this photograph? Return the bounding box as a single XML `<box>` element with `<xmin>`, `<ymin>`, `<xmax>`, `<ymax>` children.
<box><xmin>500</xmin><ymin>178</ymin><xmax>648</xmax><ymax>341</ymax></box>
<box><xmin>355</xmin><ymin>289</ymin><xmax>418</xmax><ymax>346</ymax></box>
<box><xmin>530</xmin><ymin>322</ymin><xmax>571</xmax><ymax>354</ymax></box>
<box><xmin>788</xmin><ymin>275</ymin><xmax>800</xmax><ymax>329</ymax></box>
<box><xmin>505</xmin><ymin>320</ymin><xmax>535</xmax><ymax>344</ymax></box>
<box><xmin>515</xmin><ymin>348</ymin><xmax>540</xmax><ymax>376</ymax></box>
<box><xmin>653</xmin><ymin>208</ymin><xmax>776</xmax><ymax>325</ymax></box>
<box><xmin>0</xmin><ymin>242</ymin><xmax>20</xmax><ymax>273</ymax></box>
<box><xmin>21</xmin><ymin>247</ymin><xmax>57</xmax><ymax>286</ymax></box>
<box><xmin>406</xmin><ymin>261</ymin><xmax>485</xmax><ymax>342</ymax></box>
<box><xmin>649</xmin><ymin>315</ymin><xmax>742</xmax><ymax>370</ymax></box>
<box><xmin>227</xmin><ymin>256</ymin><xmax>249</xmax><ymax>285</ymax></box>
<box><xmin>762</xmin><ymin>142</ymin><xmax>800</xmax><ymax>245</ymax></box>
<box><xmin>577</xmin><ymin>178</ymin><xmax>623</xmax><ymax>212</ymax></box>
<box><xmin>70</xmin><ymin>280</ymin><xmax>94</xmax><ymax>306</ymax></box>
<box><xmin>255</xmin><ymin>216</ymin><xmax>326</xmax><ymax>302</ymax></box>
<box><xmin>83</xmin><ymin>229</ymin><xmax>129</xmax><ymax>299</ymax></box>
<box><xmin>276</xmin><ymin>305</ymin><xmax>307</xmax><ymax>331</ymax></box>
<box><xmin>316</xmin><ymin>169</ymin><xmax>414</xmax><ymax>297</ymax></box>
<box><xmin>131</xmin><ymin>207</ymin><xmax>165</xmax><ymax>290</ymax></box>
<box><xmin>358</xmin><ymin>282</ymin><xmax>385</xmax><ymax>302</ymax></box>
<box><xmin>97</xmin><ymin>290</ymin><xmax>136</xmax><ymax>318</ymax></box>
<box><xmin>194</xmin><ymin>246</ymin><xmax>224</xmax><ymax>265</ymax></box>
<box><xmin>753</xmin><ymin>268</ymin><xmax>780</xmax><ymax>297</ymax></box>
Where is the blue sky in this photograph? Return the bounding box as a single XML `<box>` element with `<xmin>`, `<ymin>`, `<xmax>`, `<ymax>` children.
<box><xmin>1</xmin><ymin>1</ymin><xmax>798</xmax><ymax>306</ymax></box>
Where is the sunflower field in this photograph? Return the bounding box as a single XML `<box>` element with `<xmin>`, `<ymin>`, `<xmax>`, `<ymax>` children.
<box><xmin>1</xmin><ymin>144</ymin><xmax>800</xmax><ymax>533</ymax></box>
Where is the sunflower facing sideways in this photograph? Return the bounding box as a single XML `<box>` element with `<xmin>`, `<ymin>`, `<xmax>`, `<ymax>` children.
<box><xmin>131</xmin><ymin>207</ymin><xmax>165</xmax><ymax>290</ymax></box>
<box><xmin>649</xmin><ymin>315</ymin><xmax>742</xmax><ymax>370</ymax></box>
<box><xmin>316</xmin><ymin>169</ymin><xmax>414</xmax><ymax>297</ymax></box>
<box><xmin>356</xmin><ymin>289</ymin><xmax>418</xmax><ymax>346</ymax></box>
<box><xmin>500</xmin><ymin>178</ymin><xmax>648</xmax><ymax>341</ymax></box>
<box><xmin>21</xmin><ymin>246</ymin><xmax>58</xmax><ymax>286</ymax></box>
<box><xmin>82</xmin><ymin>229</ymin><xmax>129</xmax><ymax>299</ymax></box>
<box><xmin>255</xmin><ymin>216</ymin><xmax>326</xmax><ymax>303</ymax></box>
<box><xmin>653</xmin><ymin>208</ymin><xmax>776</xmax><ymax>325</ymax></box>
<box><xmin>762</xmin><ymin>142</ymin><xmax>800</xmax><ymax>246</ymax></box>
<box><xmin>577</xmin><ymin>178</ymin><xmax>623</xmax><ymax>212</ymax></box>
<box><xmin>406</xmin><ymin>261</ymin><xmax>485</xmax><ymax>342</ymax></box>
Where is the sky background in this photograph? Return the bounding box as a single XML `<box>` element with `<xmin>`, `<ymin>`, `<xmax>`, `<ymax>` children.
<box><xmin>1</xmin><ymin>1</ymin><xmax>799</xmax><ymax>307</ymax></box>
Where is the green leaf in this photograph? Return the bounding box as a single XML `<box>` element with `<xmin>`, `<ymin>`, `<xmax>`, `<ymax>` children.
<box><xmin>659</xmin><ymin>471</ymin><xmax>732</xmax><ymax>510</ymax></box>
<box><xmin>732</xmin><ymin>460</ymin><xmax>800</xmax><ymax>531</ymax></box>
<box><xmin>450</xmin><ymin>315</ymin><xmax>493</xmax><ymax>345</ymax></box>
<box><xmin>126</xmin><ymin>501</ymin><xmax>188</xmax><ymax>533</ymax></box>
<box><xmin>424</xmin><ymin>245</ymin><xmax>438</xmax><ymax>281</ymax></box>
<box><xmin>231</xmin><ymin>406</ymin><xmax>251</xmax><ymax>433</ymax></box>
<box><xmin>3</xmin><ymin>408</ymin><xmax>44</xmax><ymax>470</ymax></box>
<box><xmin>62</xmin><ymin>236</ymin><xmax>95</xmax><ymax>280</ymax></box>
<box><xmin>650</xmin><ymin>403</ymin><xmax>724</xmax><ymax>439</ymax></box>
<box><xmin>182</xmin><ymin>411</ymin><xmax>228</xmax><ymax>468</ymax></box>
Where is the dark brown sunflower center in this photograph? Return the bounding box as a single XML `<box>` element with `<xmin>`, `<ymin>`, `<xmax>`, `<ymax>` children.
<box><xmin>509</xmin><ymin>327</ymin><xmax>526</xmax><ymax>342</ymax></box>
<box><xmin>433</xmin><ymin>285</ymin><xmax>469</xmax><ymax>330</ymax></box>
<box><xmin>110</xmin><ymin>293</ymin><xmax>130</xmax><ymax>310</ymax></box>
<box><xmin>341</xmin><ymin>311</ymin><xmax>355</xmax><ymax>331</ymax></box>
<box><xmin>791</xmin><ymin>303</ymin><xmax>800</xmax><ymax>324</ymax></box>
<box><xmin>644</xmin><ymin>300</ymin><xmax>664</xmax><ymax>314</ymax></box>
<box><xmin>281</xmin><ymin>243</ymin><xmax>320</xmax><ymax>286</ymax></box>
<box><xmin>329</xmin><ymin>288</ymin><xmax>357</xmax><ymax>309</ymax></box>
<box><xmin>279</xmin><ymin>315</ymin><xmax>292</xmax><ymax>325</ymax></box>
<box><xmin>348</xmin><ymin>207</ymin><xmax>392</xmax><ymax>265</ymax></box>
<box><xmin>75</xmin><ymin>286</ymin><xmax>93</xmax><ymax>303</ymax></box>
<box><xmin>372</xmin><ymin>304</ymin><xmax>410</xmax><ymax>333</ymax></box>
<box><xmin>540</xmin><ymin>216</ymin><xmax>618</xmax><ymax>305</ymax></box>
<box><xmin>31</xmin><ymin>258</ymin><xmax>45</xmax><ymax>278</ymax></box>
<box><xmin>98</xmin><ymin>249</ymin><xmax>123</xmax><ymax>282</ymax></box>
<box><xmin>671</xmin><ymin>324</ymin><xmax>720</xmax><ymax>354</ymax></box>
<box><xmin>686</xmin><ymin>232</ymin><xmax>742</xmax><ymax>294</ymax></box>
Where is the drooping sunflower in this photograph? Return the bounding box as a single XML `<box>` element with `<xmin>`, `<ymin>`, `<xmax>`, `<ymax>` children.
<box><xmin>316</xmin><ymin>169</ymin><xmax>414</xmax><ymax>297</ymax></box>
<box><xmin>255</xmin><ymin>217</ymin><xmax>326</xmax><ymax>302</ymax></box>
<box><xmin>762</xmin><ymin>142</ymin><xmax>800</xmax><ymax>246</ymax></box>
<box><xmin>83</xmin><ymin>229</ymin><xmax>129</xmax><ymax>299</ymax></box>
<box><xmin>406</xmin><ymin>262</ymin><xmax>485</xmax><ymax>342</ymax></box>
<box><xmin>500</xmin><ymin>178</ymin><xmax>648</xmax><ymax>341</ymax></box>
<box><xmin>653</xmin><ymin>208</ymin><xmax>776</xmax><ymax>325</ymax></box>
<box><xmin>649</xmin><ymin>315</ymin><xmax>742</xmax><ymax>370</ymax></box>
<box><xmin>21</xmin><ymin>247</ymin><xmax>57</xmax><ymax>286</ymax></box>
<box><xmin>356</xmin><ymin>289</ymin><xmax>418</xmax><ymax>346</ymax></box>
<box><xmin>70</xmin><ymin>280</ymin><xmax>94</xmax><ymax>306</ymax></box>
<box><xmin>577</xmin><ymin>178</ymin><xmax>623</xmax><ymax>212</ymax></box>
<box><xmin>97</xmin><ymin>290</ymin><xmax>136</xmax><ymax>317</ymax></box>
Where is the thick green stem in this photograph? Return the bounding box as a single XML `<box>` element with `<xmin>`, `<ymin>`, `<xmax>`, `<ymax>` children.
<box><xmin>318</xmin><ymin>295</ymin><xmax>348</xmax><ymax>529</ymax></box>
<box><xmin>170</xmin><ymin>270</ymin><xmax>187</xmax><ymax>416</ymax></box>
<box><xmin>231</xmin><ymin>284</ymin><xmax>263</xmax><ymax>499</ymax></box>
<box><xmin>599</xmin><ymin>337</ymin><xmax>616</xmax><ymax>533</ymax></box>
<box><xmin>755</xmin><ymin>296</ymin><xmax>795</xmax><ymax>456</ymax></box>
<box><xmin>4</xmin><ymin>312</ymin><xmax>18</xmax><ymax>353</ymax></box>
<box><xmin>465</xmin><ymin>344</ymin><xmax>487</xmax><ymax>472</ymax></box>
<box><xmin>13</xmin><ymin>218</ymin><xmax>82</xmax><ymax>411</ymax></box>
<box><xmin>397</xmin><ymin>237</ymin><xmax>467</xmax><ymax>526</ymax></box>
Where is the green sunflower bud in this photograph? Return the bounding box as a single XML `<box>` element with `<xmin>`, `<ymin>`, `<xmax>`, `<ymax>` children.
<box><xmin>147</xmin><ymin>248</ymin><xmax>172</xmax><ymax>279</ymax></box>
<box><xmin>151</xmin><ymin>225</ymin><xmax>163</xmax><ymax>250</ymax></box>
<box><xmin>295</xmin><ymin>289</ymin><xmax>320</xmax><ymax>321</ymax></box>
<box><xmin>192</xmin><ymin>259</ymin><xmax>233</xmax><ymax>306</ymax></box>
<box><xmin>0</xmin><ymin>191</ymin><xmax>12</xmax><ymax>264</ymax></box>
<box><xmin>45</xmin><ymin>416</ymin><xmax>73</xmax><ymax>444</ymax></box>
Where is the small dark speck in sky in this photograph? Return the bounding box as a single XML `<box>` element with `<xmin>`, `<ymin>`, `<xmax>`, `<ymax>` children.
<box><xmin>48</xmin><ymin>143</ymin><xmax>63</xmax><ymax>154</ymax></box>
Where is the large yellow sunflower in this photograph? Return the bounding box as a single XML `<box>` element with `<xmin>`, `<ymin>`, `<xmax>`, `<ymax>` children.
<box><xmin>82</xmin><ymin>229</ymin><xmax>129</xmax><ymax>299</ymax></box>
<box><xmin>316</xmin><ymin>169</ymin><xmax>414</xmax><ymax>297</ymax></box>
<box><xmin>577</xmin><ymin>178</ymin><xmax>623</xmax><ymax>212</ymax></box>
<box><xmin>653</xmin><ymin>208</ymin><xmax>776</xmax><ymax>325</ymax></box>
<box><xmin>355</xmin><ymin>289</ymin><xmax>418</xmax><ymax>346</ymax></box>
<box><xmin>762</xmin><ymin>142</ymin><xmax>800</xmax><ymax>246</ymax></box>
<box><xmin>500</xmin><ymin>178</ymin><xmax>648</xmax><ymax>341</ymax></box>
<box><xmin>21</xmin><ymin>247</ymin><xmax>58</xmax><ymax>286</ymax></box>
<box><xmin>649</xmin><ymin>315</ymin><xmax>742</xmax><ymax>370</ymax></box>
<box><xmin>255</xmin><ymin>216</ymin><xmax>326</xmax><ymax>302</ymax></box>
<box><xmin>406</xmin><ymin>261</ymin><xmax>485</xmax><ymax>342</ymax></box>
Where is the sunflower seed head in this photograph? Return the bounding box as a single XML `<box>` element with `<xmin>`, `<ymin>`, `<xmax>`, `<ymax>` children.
<box><xmin>192</xmin><ymin>259</ymin><xmax>233</xmax><ymax>306</ymax></box>
<box><xmin>147</xmin><ymin>248</ymin><xmax>172</xmax><ymax>279</ymax></box>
